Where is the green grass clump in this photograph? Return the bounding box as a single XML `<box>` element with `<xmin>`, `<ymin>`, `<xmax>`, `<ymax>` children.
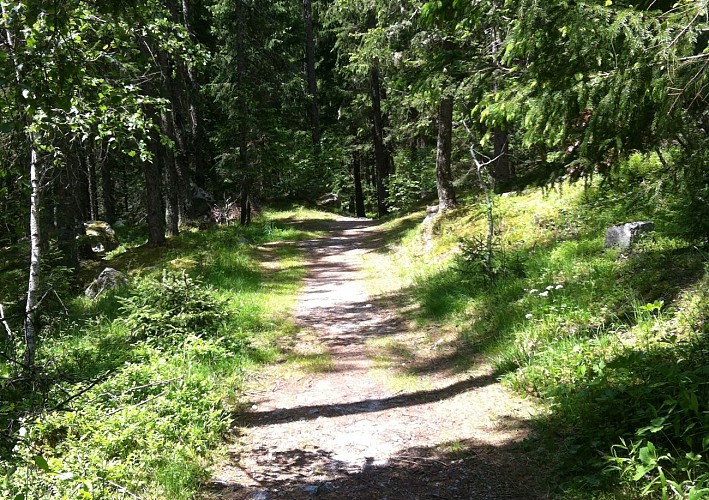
<box><xmin>367</xmin><ymin>171</ymin><xmax>708</xmax><ymax>497</ymax></box>
<box><xmin>0</xmin><ymin>210</ymin><xmax>310</xmax><ymax>499</ymax></box>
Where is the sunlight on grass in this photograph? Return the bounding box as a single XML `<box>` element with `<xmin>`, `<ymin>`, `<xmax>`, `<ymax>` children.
<box><xmin>360</xmin><ymin>180</ymin><xmax>708</xmax><ymax>497</ymax></box>
<box><xmin>0</xmin><ymin>208</ymin><xmax>320</xmax><ymax>498</ymax></box>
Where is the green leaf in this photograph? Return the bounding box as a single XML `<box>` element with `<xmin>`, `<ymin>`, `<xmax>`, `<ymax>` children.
<box><xmin>33</xmin><ymin>454</ymin><xmax>50</xmax><ymax>472</ymax></box>
<box><xmin>632</xmin><ymin>464</ymin><xmax>652</xmax><ymax>481</ymax></box>
<box><xmin>638</xmin><ymin>443</ymin><xmax>656</xmax><ymax>466</ymax></box>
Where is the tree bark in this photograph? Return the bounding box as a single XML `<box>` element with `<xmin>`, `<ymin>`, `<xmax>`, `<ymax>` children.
<box><xmin>303</xmin><ymin>0</ymin><xmax>320</xmax><ymax>151</ymax></box>
<box><xmin>87</xmin><ymin>149</ymin><xmax>99</xmax><ymax>220</ymax></box>
<box><xmin>56</xmin><ymin>163</ymin><xmax>80</xmax><ymax>268</ymax></box>
<box><xmin>144</xmin><ymin>141</ymin><xmax>166</xmax><ymax>246</ymax></box>
<box><xmin>76</xmin><ymin>152</ymin><xmax>91</xmax><ymax>222</ymax></box>
<box><xmin>352</xmin><ymin>151</ymin><xmax>366</xmax><ymax>217</ymax></box>
<box><xmin>370</xmin><ymin>65</ymin><xmax>390</xmax><ymax>217</ymax></box>
<box><xmin>493</xmin><ymin>127</ymin><xmax>513</xmax><ymax>188</ymax></box>
<box><xmin>236</xmin><ymin>0</ymin><xmax>251</xmax><ymax>225</ymax></box>
<box><xmin>435</xmin><ymin>94</ymin><xmax>457</xmax><ymax>211</ymax></box>
<box><xmin>101</xmin><ymin>154</ymin><xmax>116</xmax><ymax>224</ymax></box>
<box><xmin>24</xmin><ymin>144</ymin><xmax>40</xmax><ymax>371</ymax></box>
<box><xmin>163</xmin><ymin>155</ymin><xmax>180</xmax><ymax>237</ymax></box>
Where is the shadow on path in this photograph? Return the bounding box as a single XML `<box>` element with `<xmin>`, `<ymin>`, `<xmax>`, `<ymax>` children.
<box><xmin>206</xmin><ymin>436</ymin><xmax>547</xmax><ymax>499</ymax></box>
<box><xmin>242</xmin><ymin>374</ymin><xmax>497</xmax><ymax>427</ymax></box>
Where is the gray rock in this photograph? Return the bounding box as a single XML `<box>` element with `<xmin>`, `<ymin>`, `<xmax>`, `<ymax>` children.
<box><xmin>191</xmin><ymin>183</ymin><xmax>215</xmax><ymax>217</ymax></box>
<box><xmin>604</xmin><ymin>221</ymin><xmax>654</xmax><ymax>249</ymax></box>
<box><xmin>246</xmin><ymin>492</ymin><xmax>270</xmax><ymax>500</ymax></box>
<box><xmin>317</xmin><ymin>193</ymin><xmax>340</xmax><ymax>208</ymax></box>
<box><xmin>79</xmin><ymin>221</ymin><xmax>119</xmax><ymax>257</ymax></box>
<box><xmin>85</xmin><ymin>268</ymin><xmax>128</xmax><ymax>299</ymax></box>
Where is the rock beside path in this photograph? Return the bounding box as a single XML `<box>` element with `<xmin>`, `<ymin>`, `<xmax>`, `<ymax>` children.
<box><xmin>604</xmin><ymin>221</ymin><xmax>654</xmax><ymax>249</ymax></box>
<box><xmin>85</xmin><ymin>267</ymin><xmax>128</xmax><ymax>299</ymax></box>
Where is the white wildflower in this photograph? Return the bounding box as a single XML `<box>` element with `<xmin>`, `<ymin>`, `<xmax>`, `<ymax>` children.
<box><xmin>529</xmin><ymin>288</ymin><xmax>538</xmax><ymax>294</ymax></box>
<box><xmin>525</xmin><ymin>313</ymin><xmax>533</xmax><ymax>320</ymax></box>
<box><xmin>555</xmin><ymin>284</ymin><xmax>564</xmax><ymax>290</ymax></box>
<box><xmin>546</xmin><ymin>285</ymin><xmax>554</xmax><ymax>290</ymax></box>
<box><xmin>539</xmin><ymin>291</ymin><xmax>549</xmax><ymax>297</ymax></box>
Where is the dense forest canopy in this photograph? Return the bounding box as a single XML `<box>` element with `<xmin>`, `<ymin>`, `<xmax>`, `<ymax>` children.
<box><xmin>0</xmin><ymin>0</ymin><xmax>707</xmax><ymax>496</ymax></box>
<box><xmin>1</xmin><ymin>0</ymin><xmax>706</xmax><ymax>246</ymax></box>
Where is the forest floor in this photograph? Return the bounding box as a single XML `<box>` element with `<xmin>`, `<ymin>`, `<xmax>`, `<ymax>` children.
<box><xmin>205</xmin><ymin>216</ymin><xmax>550</xmax><ymax>499</ymax></box>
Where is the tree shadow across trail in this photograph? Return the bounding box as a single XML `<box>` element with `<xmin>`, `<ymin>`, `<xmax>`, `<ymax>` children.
<box><xmin>206</xmin><ymin>436</ymin><xmax>547</xmax><ymax>499</ymax></box>
<box><xmin>242</xmin><ymin>373</ymin><xmax>496</xmax><ymax>427</ymax></box>
<box><xmin>280</xmin><ymin>216</ymin><xmax>375</xmax><ymax>234</ymax></box>
<box><xmin>205</xmin><ymin>215</ymin><xmax>550</xmax><ymax>499</ymax></box>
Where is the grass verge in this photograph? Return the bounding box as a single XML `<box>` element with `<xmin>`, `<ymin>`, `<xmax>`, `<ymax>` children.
<box><xmin>0</xmin><ymin>207</ymin><xmax>326</xmax><ymax>499</ymax></box>
<box><xmin>362</xmin><ymin>172</ymin><xmax>708</xmax><ymax>497</ymax></box>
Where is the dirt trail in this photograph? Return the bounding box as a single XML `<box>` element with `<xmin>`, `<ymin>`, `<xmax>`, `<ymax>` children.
<box><xmin>207</xmin><ymin>217</ymin><xmax>548</xmax><ymax>499</ymax></box>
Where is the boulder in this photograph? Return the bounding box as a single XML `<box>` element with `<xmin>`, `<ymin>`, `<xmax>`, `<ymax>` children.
<box><xmin>84</xmin><ymin>267</ymin><xmax>128</xmax><ymax>299</ymax></box>
<box><xmin>604</xmin><ymin>221</ymin><xmax>654</xmax><ymax>249</ymax></box>
<box><xmin>80</xmin><ymin>221</ymin><xmax>119</xmax><ymax>255</ymax></box>
<box><xmin>191</xmin><ymin>183</ymin><xmax>215</xmax><ymax>217</ymax></box>
<box><xmin>317</xmin><ymin>193</ymin><xmax>340</xmax><ymax>208</ymax></box>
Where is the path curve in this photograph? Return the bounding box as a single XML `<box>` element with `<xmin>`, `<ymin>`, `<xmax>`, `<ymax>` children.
<box><xmin>208</xmin><ymin>217</ymin><xmax>547</xmax><ymax>499</ymax></box>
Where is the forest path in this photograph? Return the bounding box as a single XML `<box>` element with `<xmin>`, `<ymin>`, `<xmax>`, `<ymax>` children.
<box><xmin>206</xmin><ymin>217</ymin><xmax>547</xmax><ymax>499</ymax></box>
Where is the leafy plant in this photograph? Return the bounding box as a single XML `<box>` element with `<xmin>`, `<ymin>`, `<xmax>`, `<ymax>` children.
<box><xmin>118</xmin><ymin>271</ymin><xmax>226</xmax><ymax>342</ymax></box>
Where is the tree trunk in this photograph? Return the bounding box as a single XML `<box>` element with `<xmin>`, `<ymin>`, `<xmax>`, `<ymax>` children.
<box><xmin>353</xmin><ymin>151</ymin><xmax>366</xmax><ymax>217</ymax></box>
<box><xmin>76</xmin><ymin>152</ymin><xmax>91</xmax><ymax>222</ymax></box>
<box><xmin>144</xmin><ymin>140</ymin><xmax>166</xmax><ymax>246</ymax></box>
<box><xmin>493</xmin><ymin>127</ymin><xmax>513</xmax><ymax>188</ymax></box>
<box><xmin>87</xmin><ymin>149</ymin><xmax>99</xmax><ymax>221</ymax></box>
<box><xmin>303</xmin><ymin>0</ymin><xmax>320</xmax><ymax>151</ymax></box>
<box><xmin>56</xmin><ymin>164</ymin><xmax>80</xmax><ymax>268</ymax></box>
<box><xmin>163</xmin><ymin>155</ymin><xmax>180</xmax><ymax>237</ymax></box>
<box><xmin>239</xmin><ymin>177</ymin><xmax>251</xmax><ymax>225</ymax></box>
<box><xmin>236</xmin><ymin>0</ymin><xmax>251</xmax><ymax>225</ymax></box>
<box><xmin>101</xmin><ymin>155</ymin><xmax>116</xmax><ymax>224</ymax></box>
<box><xmin>490</xmin><ymin>24</ymin><xmax>514</xmax><ymax>189</ymax></box>
<box><xmin>370</xmin><ymin>65</ymin><xmax>390</xmax><ymax>217</ymax></box>
<box><xmin>435</xmin><ymin>94</ymin><xmax>457</xmax><ymax>211</ymax></box>
<box><xmin>24</xmin><ymin>144</ymin><xmax>41</xmax><ymax>371</ymax></box>
<box><xmin>122</xmin><ymin>162</ymin><xmax>130</xmax><ymax>214</ymax></box>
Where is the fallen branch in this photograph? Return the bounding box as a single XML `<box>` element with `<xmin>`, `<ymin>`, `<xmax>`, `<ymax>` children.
<box><xmin>53</xmin><ymin>371</ymin><xmax>114</xmax><ymax>411</ymax></box>
<box><xmin>104</xmin><ymin>479</ymin><xmax>143</xmax><ymax>500</ymax></box>
<box><xmin>88</xmin><ymin>376</ymin><xmax>181</xmax><ymax>404</ymax></box>
<box><xmin>105</xmin><ymin>391</ymin><xmax>166</xmax><ymax>417</ymax></box>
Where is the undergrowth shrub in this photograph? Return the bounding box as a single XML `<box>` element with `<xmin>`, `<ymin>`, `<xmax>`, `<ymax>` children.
<box><xmin>118</xmin><ymin>271</ymin><xmax>226</xmax><ymax>341</ymax></box>
<box><xmin>386</xmin><ymin>150</ymin><xmax>436</xmax><ymax>211</ymax></box>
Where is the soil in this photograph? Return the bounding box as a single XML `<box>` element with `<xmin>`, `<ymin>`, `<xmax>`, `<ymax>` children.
<box><xmin>205</xmin><ymin>217</ymin><xmax>549</xmax><ymax>499</ymax></box>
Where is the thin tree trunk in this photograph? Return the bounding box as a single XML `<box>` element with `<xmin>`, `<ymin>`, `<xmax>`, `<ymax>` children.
<box><xmin>87</xmin><ymin>149</ymin><xmax>99</xmax><ymax>220</ymax></box>
<box><xmin>303</xmin><ymin>0</ymin><xmax>320</xmax><ymax>151</ymax></box>
<box><xmin>77</xmin><ymin>152</ymin><xmax>91</xmax><ymax>222</ymax></box>
<box><xmin>144</xmin><ymin>140</ymin><xmax>166</xmax><ymax>246</ymax></box>
<box><xmin>122</xmin><ymin>162</ymin><xmax>130</xmax><ymax>214</ymax></box>
<box><xmin>24</xmin><ymin>144</ymin><xmax>40</xmax><ymax>371</ymax></box>
<box><xmin>353</xmin><ymin>151</ymin><xmax>366</xmax><ymax>217</ymax></box>
<box><xmin>370</xmin><ymin>65</ymin><xmax>390</xmax><ymax>217</ymax></box>
<box><xmin>163</xmin><ymin>153</ymin><xmax>180</xmax><ymax>237</ymax></box>
<box><xmin>56</xmin><ymin>163</ymin><xmax>80</xmax><ymax>268</ymax></box>
<box><xmin>493</xmin><ymin>127</ymin><xmax>513</xmax><ymax>188</ymax></box>
<box><xmin>239</xmin><ymin>177</ymin><xmax>251</xmax><ymax>225</ymax></box>
<box><xmin>236</xmin><ymin>0</ymin><xmax>251</xmax><ymax>225</ymax></box>
<box><xmin>101</xmin><ymin>153</ymin><xmax>116</xmax><ymax>224</ymax></box>
<box><xmin>3</xmin><ymin>3</ymin><xmax>42</xmax><ymax>371</ymax></box>
<box><xmin>435</xmin><ymin>94</ymin><xmax>457</xmax><ymax>210</ymax></box>
<box><xmin>490</xmin><ymin>24</ymin><xmax>514</xmax><ymax>188</ymax></box>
